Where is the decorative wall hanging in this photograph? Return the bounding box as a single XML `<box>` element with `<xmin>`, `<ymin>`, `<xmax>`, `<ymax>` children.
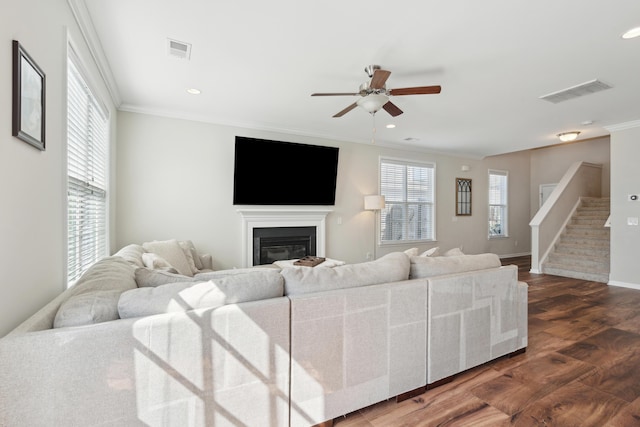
<box><xmin>456</xmin><ymin>178</ymin><xmax>472</xmax><ymax>216</ymax></box>
<box><xmin>12</xmin><ymin>40</ymin><xmax>46</xmax><ymax>151</ymax></box>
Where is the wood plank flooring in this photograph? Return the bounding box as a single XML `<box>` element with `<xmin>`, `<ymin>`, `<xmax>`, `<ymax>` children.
<box><xmin>333</xmin><ymin>256</ymin><xmax>640</xmax><ymax>426</ymax></box>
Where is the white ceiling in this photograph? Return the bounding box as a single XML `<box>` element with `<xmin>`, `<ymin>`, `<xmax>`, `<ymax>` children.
<box><xmin>77</xmin><ymin>0</ymin><xmax>640</xmax><ymax>158</ymax></box>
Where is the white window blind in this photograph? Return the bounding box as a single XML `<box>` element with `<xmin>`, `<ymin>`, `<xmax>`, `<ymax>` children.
<box><xmin>489</xmin><ymin>169</ymin><xmax>508</xmax><ymax>238</ymax></box>
<box><xmin>67</xmin><ymin>52</ymin><xmax>109</xmax><ymax>285</ymax></box>
<box><xmin>380</xmin><ymin>158</ymin><xmax>435</xmax><ymax>242</ymax></box>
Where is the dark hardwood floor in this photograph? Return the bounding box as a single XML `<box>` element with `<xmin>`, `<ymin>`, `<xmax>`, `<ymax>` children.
<box><xmin>333</xmin><ymin>256</ymin><xmax>640</xmax><ymax>426</ymax></box>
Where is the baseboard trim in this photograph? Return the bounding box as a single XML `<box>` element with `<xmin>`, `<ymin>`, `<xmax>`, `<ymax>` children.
<box><xmin>608</xmin><ymin>280</ymin><xmax>640</xmax><ymax>290</ymax></box>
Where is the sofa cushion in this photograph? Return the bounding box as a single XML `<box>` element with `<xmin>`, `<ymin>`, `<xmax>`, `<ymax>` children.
<box><xmin>409</xmin><ymin>253</ymin><xmax>501</xmax><ymax>279</ymax></box>
<box><xmin>118</xmin><ymin>270</ymin><xmax>284</xmax><ymax>319</ymax></box>
<box><xmin>135</xmin><ymin>266</ymin><xmax>280</xmax><ymax>288</ymax></box>
<box><xmin>142</xmin><ymin>239</ymin><xmax>194</xmax><ymax>276</ymax></box>
<box><xmin>281</xmin><ymin>251</ymin><xmax>410</xmax><ymax>296</ymax></box>
<box><xmin>53</xmin><ymin>257</ymin><xmax>137</xmax><ymax>328</ymax></box>
<box><xmin>443</xmin><ymin>247</ymin><xmax>465</xmax><ymax>256</ymax></box>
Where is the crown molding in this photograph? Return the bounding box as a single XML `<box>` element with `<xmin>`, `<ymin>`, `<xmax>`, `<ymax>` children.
<box><xmin>67</xmin><ymin>0</ymin><xmax>121</xmax><ymax>107</ymax></box>
<box><xmin>604</xmin><ymin>119</ymin><xmax>640</xmax><ymax>132</ymax></box>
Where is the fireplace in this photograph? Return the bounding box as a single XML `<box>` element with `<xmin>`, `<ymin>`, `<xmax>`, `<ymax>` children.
<box><xmin>237</xmin><ymin>208</ymin><xmax>332</xmax><ymax>267</ymax></box>
<box><xmin>253</xmin><ymin>226</ymin><xmax>316</xmax><ymax>265</ymax></box>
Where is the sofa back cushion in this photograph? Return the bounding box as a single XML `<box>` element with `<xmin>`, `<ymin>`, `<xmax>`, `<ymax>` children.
<box><xmin>113</xmin><ymin>244</ymin><xmax>146</xmax><ymax>268</ymax></box>
<box><xmin>118</xmin><ymin>270</ymin><xmax>284</xmax><ymax>319</ymax></box>
<box><xmin>281</xmin><ymin>252</ymin><xmax>410</xmax><ymax>296</ymax></box>
<box><xmin>53</xmin><ymin>257</ymin><xmax>137</xmax><ymax>328</ymax></box>
<box><xmin>409</xmin><ymin>253</ymin><xmax>501</xmax><ymax>279</ymax></box>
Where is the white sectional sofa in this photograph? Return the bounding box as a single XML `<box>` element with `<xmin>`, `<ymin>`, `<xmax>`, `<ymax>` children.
<box><xmin>0</xmin><ymin>241</ymin><xmax>527</xmax><ymax>427</ymax></box>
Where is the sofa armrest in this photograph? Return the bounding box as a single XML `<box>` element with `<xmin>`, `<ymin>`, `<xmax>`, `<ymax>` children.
<box><xmin>426</xmin><ymin>265</ymin><xmax>525</xmax><ymax>384</ymax></box>
<box><xmin>0</xmin><ymin>298</ymin><xmax>291</xmax><ymax>427</ymax></box>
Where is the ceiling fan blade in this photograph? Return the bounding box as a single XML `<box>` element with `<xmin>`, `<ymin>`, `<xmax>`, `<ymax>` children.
<box><xmin>383</xmin><ymin>101</ymin><xmax>403</xmax><ymax>117</ymax></box>
<box><xmin>333</xmin><ymin>102</ymin><xmax>358</xmax><ymax>118</ymax></box>
<box><xmin>370</xmin><ymin>69</ymin><xmax>391</xmax><ymax>89</ymax></box>
<box><xmin>389</xmin><ymin>85</ymin><xmax>442</xmax><ymax>96</ymax></box>
<box><xmin>311</xmin><ymin>92</ymin><xmax>358</xmax><ymax>96</ymax></box>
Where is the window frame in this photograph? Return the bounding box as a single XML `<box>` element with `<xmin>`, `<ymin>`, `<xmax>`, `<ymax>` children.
<box><xmin>488</xmin><ymin>169</ymin><xmax>508</xmax><ymax>238</ymax></box>
<box><xmin>66</xmin><ymin>43</ymin><xmax>110</xmax><ymax>287</ymax></box>
<box><xmin>379</xmin><ymin>156</ymin><xmax>437</xmax><ymax>245</ymax></box>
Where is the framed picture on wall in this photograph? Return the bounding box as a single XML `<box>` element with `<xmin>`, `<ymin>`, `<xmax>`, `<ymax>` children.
<box><xmin>12</xmin><ymin>40</ymin><xmax>46</xmax><ymax>151</ymax></box>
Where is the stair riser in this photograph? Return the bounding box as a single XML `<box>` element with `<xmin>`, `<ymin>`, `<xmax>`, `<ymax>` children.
<box><xmin>554</xmin><ymin>245</ymin><xmax>609</xmax><ymax>256</ymax></box>
<box><xmin>571</xmin><ymin>219</ymin><xmax>608</xmax><ymax>226</ymax></box>
<box><xmin>565</xmin><ymin>229</ymin><xmax>611</xmax><ymax>239</ymax></box>
<box><xmin>543</xmin><ymin>267</ymin><xmax>609</xmax><ymax>283</ymax></box>
<box><xmin>560</xmin><ymin>236</ymin><xmax>609</xmax><ymax>246</ymax></box>
<box><xmin>547</xmin><ymin>255</ymin><xmax>609</xmax><ymax>270</ymax></box>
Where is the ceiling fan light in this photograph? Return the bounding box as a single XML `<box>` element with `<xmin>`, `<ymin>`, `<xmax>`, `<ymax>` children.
<box><xmin>357</xmin><ymin>94</ymin><xmax>388</xmax><ymax>114</ymax></box>
<box><xmin>557</xmin><ymin>131</ymin><xmax>580</xmax><ymax>142</ymax></box>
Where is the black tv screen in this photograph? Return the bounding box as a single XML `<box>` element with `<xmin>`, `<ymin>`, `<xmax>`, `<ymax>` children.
<box><xmin>233</xmin><ymin>136</ymin><xmax>339</xmax><ymax>205</ymax></box>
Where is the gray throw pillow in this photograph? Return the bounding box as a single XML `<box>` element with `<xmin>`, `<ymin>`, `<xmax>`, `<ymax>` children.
<box><xmin>54</xmin><ymin>257</ymin><xmax>137</xmax><ymax>328</ymax></box>
<box><xmin>118</xmin><ymin>270</ymin><xmax>284</xmax><ymax>319</ymax></box>
<box><xmin>281</xmin><ymin>251</ymin><xmax>410</xmax><ymax>296</ymax></box>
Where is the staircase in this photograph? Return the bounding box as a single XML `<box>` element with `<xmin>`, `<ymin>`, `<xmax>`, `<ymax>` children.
<box><xmin>543</xmin><ymin>197</ymin><xmax>610</xmax><ymax>283</ymax></box>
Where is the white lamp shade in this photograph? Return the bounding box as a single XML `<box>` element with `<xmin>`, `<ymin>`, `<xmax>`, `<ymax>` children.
<box><xmin>364</xmin><ymin>195</ymin><xmax>386</xmax><ymax>210</ymax></box>
<box><xmin>357</xmin><ymin>94</ymin><xmax>389</xmax><ymax>114</ymax></box>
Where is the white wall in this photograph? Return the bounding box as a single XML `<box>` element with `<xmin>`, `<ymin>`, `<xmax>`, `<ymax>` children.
<box><xmin>116</xmin><ymin>111</ymin><xmax>532</xmax><ymax>268</ymax></box>
<box><xmin>0</xmin><ymin>0</ymin><xmax>116</xmax><ymax>336</ymax></box>
<box><xmin>609</xmin><ymin>125</ymin><xmax>640</xmax><ymax>288</ymax></box>
<box><xmin>529</xmin><ymin>136</ymin><xmax>610</xmax><ymax>217</ymax></box>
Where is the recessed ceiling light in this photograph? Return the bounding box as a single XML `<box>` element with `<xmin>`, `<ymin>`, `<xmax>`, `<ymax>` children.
<box><xmin>186</xmin><ymin>88</ymin><xmax>201</xmax><ymax>95</ymax></box>
<box><xmin>386</xmin><ymin>124</ymin><xmax>396</xmax><ymax>129</ymax></box>
<box><xmin>622</xmin><ymin>26</ymin><xmax>640</xmax><ymax>39</ymax></box>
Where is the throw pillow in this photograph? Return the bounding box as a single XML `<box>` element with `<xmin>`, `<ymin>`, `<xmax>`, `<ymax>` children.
<box><xmin>141</xmin><ymin>252</ymin><xmax>178</xmax><ymax>272</ymax></box>
<box><xmin>118</xmin><ymin>270</ymin><xmax>284</xmax><ymax>319</ymax></box>
<box><xmin>281</xmin><ymin>251</ymin><xmax>410</xmax><ymax>296</ymax></box>
<box><xmin>444</xmin><ymin>247</ymin><xmax>465</xmax><ymax>256</ymax></box>
<box><xmin>420</xmin><ymin>247</ymin><xmax>440</xmax><ymax>257</ymax></box>
<box><xmin>404</xmin><ymin>248</ymin><xmax>420</xmax><ymax>257</ymax></box>
<box><xmin>142</xmin><ymin>239</ymin><xmax>194</xmax><ymax>276</ymax></box>
<box><xmin>181</xmin><ymin>240</ymin><xmax>203</xmax><ymax>271</ymax></box>
<box><xmin>54</xmin><ymin>257</ymin><xmax>137</xmax><ymax>328</ymax></box>
<box><xmin>113</xmin><ymin>244</ymin><xmax>146</xmax><ymax>268</ymax></box>
<box><xmin>178</xmin><ymin>240</ymin><xmax>199</xmax><ymax>274</ymax></box>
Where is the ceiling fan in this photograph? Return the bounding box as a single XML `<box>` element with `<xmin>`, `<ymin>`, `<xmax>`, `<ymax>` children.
<box><xmin>311</xmin><ymin>65</ymin><xmax>441</xmax><ymax>118</ymax></box>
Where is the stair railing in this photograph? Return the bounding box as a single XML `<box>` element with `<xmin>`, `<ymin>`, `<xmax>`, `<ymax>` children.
<box><xmin>529</xmin><ymin>162</ymin><xmax>603</xmax><ymax>273</ymax></box>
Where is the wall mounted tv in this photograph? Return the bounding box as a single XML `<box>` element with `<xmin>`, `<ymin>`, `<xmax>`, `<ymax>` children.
<box><xmin>233</xmin><ymin>136</ymin><xmax>339</xmax><ymax>205</ymax></box>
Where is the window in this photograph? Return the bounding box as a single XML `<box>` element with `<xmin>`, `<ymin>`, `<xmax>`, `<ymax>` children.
<box><xmin>488</xmin><ymin>169</ymin><xmax>508</xmax><ymax>238</ymax></box>
<box><xmin>67</xmin><ymin>49</ymin><xmax>109</xmax><ymax>285</ymax></box>
<box><xmin>380</xmin><ymin>158</ymin><xmax>435</xmax><ymax>243</ymax></box>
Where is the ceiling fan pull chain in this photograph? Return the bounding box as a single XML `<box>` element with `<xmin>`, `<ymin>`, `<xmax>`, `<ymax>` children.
<box><xmin>371</xmin><ymin>111</ymin><xmax>377</xmax><ymax>144</ymax></box>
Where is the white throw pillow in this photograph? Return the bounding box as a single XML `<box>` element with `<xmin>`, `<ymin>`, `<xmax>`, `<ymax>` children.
<box><xmin>444</xmin><ymin>247</ymin><xmax>465</xmax><ymax>256</ymax></box>
<box><xmin>404</xmin><ymin>248</ymin><xmax>420</xmax><ymax>257</ymax></box>
<box><xmin>142</xmin><ymin>239</ymin><xmax>194</xmax><ymax>276</ymax></box>
<box><xmin>178</xmin><ymin>240</ymin><xmax>200</xmax><ymax>274</ymax></box>
<box><xmin>142</xmin><ymin>252</ymin><xmax>177</xmax><ymax>272</ymax></box>
<box><xmin>420</xmin><ymin>247</ymin><xmax>440</xmax><ymax>257</ymax></box>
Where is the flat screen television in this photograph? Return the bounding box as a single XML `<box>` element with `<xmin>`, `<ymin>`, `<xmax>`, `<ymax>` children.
<box><xmin>233</xmin><ymin>136</ymin><xmax>339</xmax><ymax>205</ymax></box>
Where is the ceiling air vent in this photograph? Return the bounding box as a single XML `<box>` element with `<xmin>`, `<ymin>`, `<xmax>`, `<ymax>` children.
<box><xmin>167</xmin><ymin>38</ymin><xmax>191</xmax><ymax>60</ymax></box>
<box><xmin>539</xmin><ymin>79</ymin><xmax>612</xmax><ymax>104</ymax></box>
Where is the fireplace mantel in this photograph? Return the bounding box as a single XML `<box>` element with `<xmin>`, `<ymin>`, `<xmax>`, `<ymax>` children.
<box><xmin>237</xmin><ymin>207</ymin><xmax>333</xmax><ymax>267</ymax></box>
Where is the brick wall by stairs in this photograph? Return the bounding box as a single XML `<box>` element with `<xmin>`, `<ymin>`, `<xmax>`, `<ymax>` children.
<box><xmin>543</xmin><ymin>197</ymin><xmax>610</xmax><ymax>283</ymax></box>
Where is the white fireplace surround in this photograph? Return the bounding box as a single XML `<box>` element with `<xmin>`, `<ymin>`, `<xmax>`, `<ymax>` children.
<box><xmin>237</xmin><ymin>208</ymin><xmax>333</xmax><ymax>267</ymax></box>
